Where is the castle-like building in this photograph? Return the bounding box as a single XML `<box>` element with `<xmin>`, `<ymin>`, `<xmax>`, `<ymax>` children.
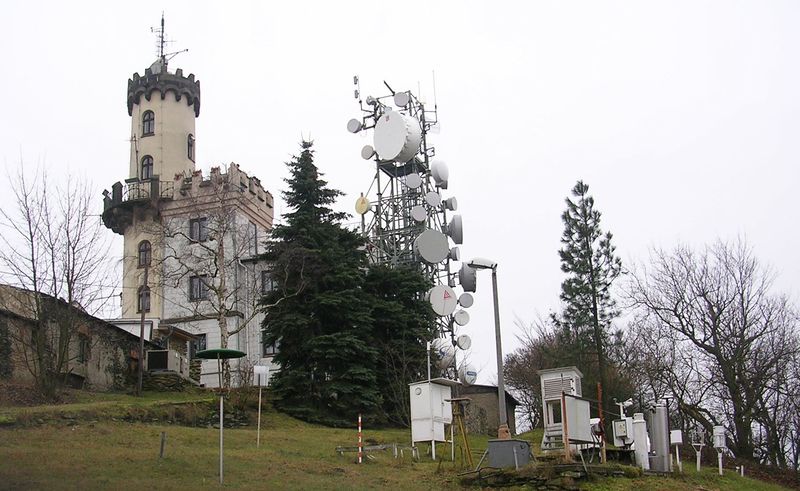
<box><xmin>102</xmin><ymin>56</ymin><xmax>278</xmax><ymax>387</ymax></box>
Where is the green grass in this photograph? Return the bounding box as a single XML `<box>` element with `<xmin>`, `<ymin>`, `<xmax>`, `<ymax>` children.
<box><xmin>0</xmin><ymin>392</ymin><xmax>792</xmax><ymax>490</ymax></box>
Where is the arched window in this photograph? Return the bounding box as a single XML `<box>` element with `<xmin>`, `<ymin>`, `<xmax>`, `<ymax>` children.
<box><xmin>142</xmin><ymin>110</ymin><xmax>155</xmax><ymax>136</ymax></box>
<box><xmin>141</xmin><ymin>155</ymin><xmax>153</xmax><ymax>180</ymax></box>
<box><xmin>187</xmin><ymin>134</ymin><xmax>195</xmax><ymax>161</ymax></box>
<box><xmin>137</xmin><ymin>286</ymin><xmax>151</xmax><ymax>313</ymax></box>
<box><xmin>138</xmin><ymin>240</ymin><xmax>151</xmax><ymax>267</ymax></box>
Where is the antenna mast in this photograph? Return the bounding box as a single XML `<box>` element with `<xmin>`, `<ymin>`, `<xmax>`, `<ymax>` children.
<box><xmin>151</xmin><ymin>12</ymin><xmax>188</xmax><ymax>70</ymax></box>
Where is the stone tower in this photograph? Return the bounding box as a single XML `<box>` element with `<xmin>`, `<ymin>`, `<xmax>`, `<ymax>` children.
<box><xmin>102</xmin><ymin>55</ymin><xmax>276</xmax><ymax>387</ymax></box>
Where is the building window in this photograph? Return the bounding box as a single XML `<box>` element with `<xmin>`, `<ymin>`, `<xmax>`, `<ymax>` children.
<box><xmin>249</xmin><ymin>222</ymin><xmax>258</xmax><ymax>255</ymax></box>
<box><xmin>190</xmin><ymin>275</ymin><xmax>209</xmax><ymax>301</ymax></box>
<box><xmin>141</xmin><ymin>155</ymin><xmax>153</xmax><ymax>180</ymax></box>
<box><xmin>138</xmin><ymin>240</ymin><xmax>152</xmax><ymax>267</ymax></box>
<box><xmin>191</xmin><ymin>333</ymin><xmax>207</xmax><ymax>358</ymax></box>
<box><xmin>261</xmin><ymin>334</ymin><xmax>279</xmax><ymax>356</ymax></box>
<box><xmin>137</xmin><ymin>286</ymin><xmax>151</xmax><ymax>313</ymax></box>
<box><xmin>77</xmin><ymin>336</ymin><xmax>90</xmax><ymax>363</ymax></box>
<box><xmin>261</xmin><ymin>271</ymin><xmax>275</xmax><ymax>295</ymax></box>
<box><xmin>189</xmin><ymin>217</ymin><xmax>208</xmax><ymax>242</ymax></box>
<box><xmin>142</xmin><ymin>110</ymin><xmax>155</xmax><ymax>136</ymax></box>
<box><xmin>187</xmin><ymin>134</ymin><xmax>195</xmax><ymax>161</ymax></box>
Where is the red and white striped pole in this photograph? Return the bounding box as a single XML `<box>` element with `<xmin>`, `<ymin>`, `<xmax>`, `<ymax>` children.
<box><xmin>358</xmin><ymin>413</ymin><xmax>363</xmax><ymax>464</ymax></box>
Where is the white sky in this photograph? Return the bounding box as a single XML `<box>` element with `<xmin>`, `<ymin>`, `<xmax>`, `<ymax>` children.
<box><xmin>1</xmin><ymin>1</ymin><xmax>798</xmax><ymax>385</ymax></box>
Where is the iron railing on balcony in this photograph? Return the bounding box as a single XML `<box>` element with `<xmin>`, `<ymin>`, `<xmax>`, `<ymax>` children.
<box><xmin>122</xmin><ymin>179</ymin><xmax>174</xmax><ymax>202</ymax></box>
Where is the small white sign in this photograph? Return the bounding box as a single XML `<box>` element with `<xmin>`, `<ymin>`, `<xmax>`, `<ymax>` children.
<box><xmin>253</xmin><ymin>365</ymin><xmax>270</xmax><ymax>387</ymax></box>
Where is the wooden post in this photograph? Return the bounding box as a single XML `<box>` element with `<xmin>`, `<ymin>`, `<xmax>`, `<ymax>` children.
<box><xmin>597</xmin><ymin>382</ymin><xmax>607</xmax><ymax>464</ymax></box>
<box><xmin>159</xmin><ymin>431</ymin><xmax>166</xmax><ymax>459</ymax></box>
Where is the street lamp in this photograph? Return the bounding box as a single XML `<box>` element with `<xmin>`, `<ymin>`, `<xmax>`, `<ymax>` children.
<box><xmin>466</xmin><ymin>257</ymin><xmax>511</xmax><ymax>440</ymax></box>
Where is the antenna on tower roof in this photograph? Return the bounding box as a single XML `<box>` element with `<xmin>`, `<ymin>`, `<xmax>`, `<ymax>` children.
<box><xmin>150</xmin><ymin>12</ymin><xmax>188</xmax><ymax>71</ymax></box>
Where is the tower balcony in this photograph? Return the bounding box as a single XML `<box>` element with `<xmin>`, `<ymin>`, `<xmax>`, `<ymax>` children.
<box><xmin>101</xmin><ymin>177</ymin><xmax>174</xmax><ymax>234</ymax></box>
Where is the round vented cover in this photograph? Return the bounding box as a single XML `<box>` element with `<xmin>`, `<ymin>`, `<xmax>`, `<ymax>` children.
<box><xmin>373</xmin><ymin>112</ymin><xmax>422</xmax><ymax>163</ymax></box>
<box><xmin>414</xmin><ymin>229</ymin><xmax>449</xmax><ymax>264</ymax></box>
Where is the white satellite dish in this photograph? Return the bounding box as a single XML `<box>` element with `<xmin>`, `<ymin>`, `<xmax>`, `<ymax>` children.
<box><xmin>445</xmin><ymin>215</ymin><xmax>463</xmax><ymax>244</ymax></box>
<box><xmin>406</xmin><ymin>173</ymin><xmax>422</xmax><ymax>189</ymax></box>
<box><xmin>427</xmin><ymin>284</ymin><xmax>458</xmax><ymax>316</ymax></box>
<box><xmin>432</xmin><ymin>338</ymin><xmax>455</xmax><ymax>369</ymax></box>
<box><xmin>347</xmin><ymin>118</ymin><xmax>363</xmax><ymax>134</ymax></box>
<box><xmin>394</xmin><ymin>92</ymin><xmax>410</xmax><ymax>107</ymax></box>
<box><xmin>414</xmin><ymin>229</ymin><xmax>449</xmax><ymax>264</ymax></box>
<box><xmin>425</xmin><ymin>191</ymin><xmax>441</xmax><ymax>208</ymax></box>
<box><xmin>459</xmin><ymin>365</ymin><xmax>478</xmax><ymax>386</ymax></box>
<box><xmin>444</xmin><ymin>197</ymin><xmax>458</xmax><ymax>211</ymax></box>
<box><xmin>361</xmin><ymin>145</ymin><xmax>375</xmax><ymax>160</ymax></box>
<box><xmin>453</xmin><ymin>309</ymin><xmax>470</xmax><ymax>326</ymax></box>
<box><xmin>411</xmin><ymin>205</ymin><xmax>427</xmax><ymax>223</ymax></box>
<box><xmin>456</xmin><ymin>334</ymin><xmax>472</xmax><ymax>350</ymax></box>
<box><xmin>373</xmin><ymin>111</ymin><xmax>422</xmax><ymax>163</ymax></box>
<box><xmin>458</xmin><ymin>292</ymin><xmax>474</xmax><ymax>308</ymax></box>
<box><xmin>355</xmin><ymin>196</ymin><xmax>370</xmax><ymax>215</ymax></box>
<box><xmin>430</xmin><ymin>160</ymin><xmax>449</xmax><ymax>189</ymax></box>
<box><xmin>449</xmin><ymin>246</ymin><xmax>460</xmax><ymax>261</ymax></box>
<box><xmin>459</xmin><ymin>263</ymin><xmax>477</xmax><ymax>293</ymax></box>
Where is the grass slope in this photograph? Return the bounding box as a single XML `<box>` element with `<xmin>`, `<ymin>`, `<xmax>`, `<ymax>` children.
<box><xmin>0</xmin><ymin>391</ymin><xmax>791</xmax><ymax>490</ymax></box>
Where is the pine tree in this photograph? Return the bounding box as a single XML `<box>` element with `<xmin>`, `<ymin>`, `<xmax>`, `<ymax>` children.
<box><xmin>262</xmin><ymin>141</ymin><xmax>381</xmax><ymax>426</ymax></box>
<box><xmin>554</xmin><ymin>180</ymin><xmax>622</xmax><ymax>424</ymax></box>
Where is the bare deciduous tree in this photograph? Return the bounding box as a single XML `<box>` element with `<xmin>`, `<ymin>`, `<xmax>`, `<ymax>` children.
<box><xmin>628</xmin><ymin>239</ymin><xmax>799</xmax><ymax>462</ymax></box>
<box><xmin>0</xmin><ymin>166</ymin><xmax>113</xmax><ymax>398</ymax></box>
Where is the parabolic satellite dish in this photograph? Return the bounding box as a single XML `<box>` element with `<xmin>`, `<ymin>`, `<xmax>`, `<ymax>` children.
<box><xmin>453</xmin><ymin>309</ymin><xmax>470</xmax><ymax>326</ymax></box>
<box><xmin>411</xmin><ymin>205</ymin><xmax>427</xmax><ymax>223</ymax></box>
<box><xmin>449</xmin><ymin>246</ymin><xmax>460</xmax><ymax>261</ymax></box>
<box><xmin>446</xmin><ymin>215</ymin><xmax>463</xmax><ymax>244</ymax></box>
<box><xmin>394</xmin><ymin>91</ymin><xmax>410</xmax><ymax>107</ymax></box>
<box><xmin>456</xmin><ymin>334</ymin><xmax>472</xmax><ymax>350</ymax></box>
<box><xmin>347</xmin><ymin>118</ymin><xmax>363</xmax><ymax>134</ymax></box>
<box><xmin>406</xmin><ymin>173</ymin><xmax>422</xmax><ymax>189</ymax></box>
<box><xmin>459</xmin><ymin>263</ymin><xmax>477</xmax><ymax>293</ymax></box>
<box><xmin>444</xmin><ymin>197</ymin><xmax>458</xmax><ymax>211</ymax></box>
<box><xmin>432</xmin><ymin>338</ymin><xmax>455</xmax><ymax>369</ymax></box>
<box><xmin>458</xmin><ymin>292</ymin><xmax>474</xmax><ymax>308</ymax></box>
<box><xmin>414</xmin><ymin>229</ymin><xmax>449</xmax><ymax>264</ymax></box>
<box><xmin>373</xmin><ymin>111</ymin><xmax>422</xmax><ymax>163</ymax></box>
<box><xmin>427</xmin><ymin>284</ymin><xmax>458</xmax><ymax>316</ymax></box>
<box><xmin>430</xmin><ymin>160</ymin><xmax>449</xmax><ymax>188</ymax></box>
<box><xmin>355</xmin><ymin>196</ymin><xmax>370</xmax><ymax>215</ymax></box>
<box><xmin>425</xmin><ymin>191</ymin><xmax>441</xmax><ymax>208</ymax></box>
<box><xmin>361</xmin><ymin>145</ymin><xmax>375</xmax><ymax>160</ymax></box>
<box><xmin>459</xmin><ymin>364</ymin><xmax>478</xmax><ymax>386</ymax></box>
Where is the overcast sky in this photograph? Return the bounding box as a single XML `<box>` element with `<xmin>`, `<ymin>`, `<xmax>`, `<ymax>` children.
<box><xmin>1</xmin><ymin>1</ymin><xmax>798</xmax><ymax>385</ymax></box>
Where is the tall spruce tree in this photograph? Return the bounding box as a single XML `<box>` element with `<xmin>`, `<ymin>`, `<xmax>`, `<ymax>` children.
<box><xmin>261</xmin><ymin>141</ymin><xmax>380</xmax><ymax>426</ymax></box>
<box><xmin>363</xmin><ymin>265</ymin><xmax>434</xmax><ymax>426</ymax></box>
<box><xmin>554</xmin><ymin>180</ymin><xmax>622</xmax><ymax>425</ymax></box>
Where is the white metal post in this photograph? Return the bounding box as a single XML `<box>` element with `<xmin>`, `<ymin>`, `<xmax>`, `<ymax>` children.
<box><xmin>257</xmin><ymin>386</ymin><xmax>262</xmax><ymax>448</ymax></box>
<box><xmin>217</xmin><ymin>356</ymin><xmax>224</xmax><ymax>485</ymax></box>
<box><xmin>358</xmin><ymin>414</ymin><xmax>363</xmax><ymax>464</ymax></box>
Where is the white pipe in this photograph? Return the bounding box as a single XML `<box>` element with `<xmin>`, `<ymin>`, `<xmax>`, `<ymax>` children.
<box><xmin>632</xmin><ymin>413</ymin><xmax>650</xmax><ymax>471</ymax></box>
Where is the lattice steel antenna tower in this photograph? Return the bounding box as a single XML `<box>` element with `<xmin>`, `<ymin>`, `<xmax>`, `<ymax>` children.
<box><xmin>346</xmin><ymin>77</ymin><xmax>477</xmax><ymax>379</ymax></box>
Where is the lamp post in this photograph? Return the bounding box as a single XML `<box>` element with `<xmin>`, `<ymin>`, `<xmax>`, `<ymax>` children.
<box><xmin>467</xmin><ymin>257</ymin><xmax>510</xmax><ymax>440</ymax></box>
